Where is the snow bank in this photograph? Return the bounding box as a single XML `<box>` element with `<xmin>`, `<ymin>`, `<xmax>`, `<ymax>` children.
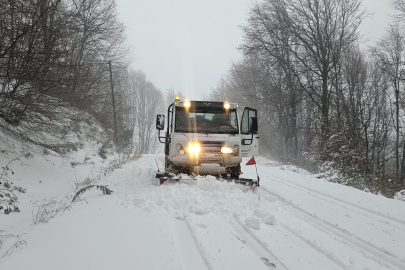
<box><xmin>394</xmin><ymin>190</ymin><xmax>405</xmax><ymax>202</ymax></box>
<box><xmin>112</xmin><ymin>171</ymin><xmax>266</xmax><ymax>223</ymax></box>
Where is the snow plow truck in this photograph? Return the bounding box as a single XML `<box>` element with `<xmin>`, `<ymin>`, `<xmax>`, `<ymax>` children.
<box><xmin>155</xmin><ymin>98</ymin><xmax>259</xmax><ymax>186</ymax></box>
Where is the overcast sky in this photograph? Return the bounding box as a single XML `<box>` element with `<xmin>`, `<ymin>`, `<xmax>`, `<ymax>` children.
<box><xmin>116</xmin><ymin>0</ymin><xmax>395</xmax><ymax>100</ymax></box>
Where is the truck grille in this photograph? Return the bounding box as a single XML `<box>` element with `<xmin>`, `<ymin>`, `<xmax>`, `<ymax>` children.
<box><xmin>199</xmin><ymin>141</ymin><xmax>223</xmax><ymax>153</ymax></box>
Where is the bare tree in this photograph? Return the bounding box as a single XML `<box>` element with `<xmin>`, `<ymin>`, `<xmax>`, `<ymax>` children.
<box><xmin>0</xmin><ymin>0</ymin><xmax>131</xmax><ymax>150</ymax></box>
<box><xmin>0</xmin><ymin>0</ymin><xmax>77</xmax><ymax>147</ymax></box>
<box><xmin>245</xmin><ymin>0</ymin><xmax>364</xmax><ymax>133</ymax></box>
<box><xmin>125</xmin><ymin>70</ymin><xmax>164</xmax><ymax>154</ymax></box>
<box><xmin>371</xmin><ymin>24</ymin><xmax>405</xmax><ymax>184</ymax></box>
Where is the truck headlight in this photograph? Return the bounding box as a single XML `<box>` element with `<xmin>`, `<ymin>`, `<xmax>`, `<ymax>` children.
<box><xmin>188</xmin><ymin>143</ymin><xmax>200</xmax><ymax>153</ymax></box>
<box><xmin>221</xmin><ymin>147</ymin><xmax>233</xmax><ymax>154</ymax></box>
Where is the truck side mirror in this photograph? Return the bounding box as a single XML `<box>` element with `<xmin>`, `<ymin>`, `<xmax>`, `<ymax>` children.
<box><xmin>156</xmin><ymin>114</ymin><xmax>165</xmax><ymax>130</ymax></box>
<box><xmin>250</xmin><ymin>117</ymin><xmax>258</xmax><ymax>133</ymax></box>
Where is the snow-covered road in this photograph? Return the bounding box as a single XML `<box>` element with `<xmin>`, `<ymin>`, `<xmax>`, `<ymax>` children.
<box><xmin>1</xmin><ymin>154</ymin><xmax>405</xmax><ymax>270</ymax></box>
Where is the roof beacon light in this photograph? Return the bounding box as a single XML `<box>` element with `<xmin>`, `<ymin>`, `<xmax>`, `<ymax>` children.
<box><xmin>175</xmin><ymin>97</ymin><xmax>180</xmax><ymax>101</ymax></box>
<box><xmin>224</xmin><ymin>103</ymin><xmax>230</xmax><ymax>109</ymax></box>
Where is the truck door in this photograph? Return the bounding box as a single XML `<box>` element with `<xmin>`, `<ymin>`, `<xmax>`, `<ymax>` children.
<box><xmin>240</xmin><ymin>107</ymin><xmax>259</xmax><ymax>157</ymax></box>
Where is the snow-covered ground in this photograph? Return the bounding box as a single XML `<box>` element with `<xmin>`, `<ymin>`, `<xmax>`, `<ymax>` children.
<box><xmin>1</xmin><ymin>153</ymin><xmax>405</xmax><ymax>270</ymax></box>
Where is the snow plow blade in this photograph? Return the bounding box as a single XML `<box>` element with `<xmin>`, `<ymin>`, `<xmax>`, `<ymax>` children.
<box><xmin>155</xmin><ymin>173</ymin><xmax>180</xmax><ymax>185</ymax></box>
<box><xmin>156</xmin><ymin>173</ymin><xmax>259</xmax><ymax>187</ymax></box>
<box><xmin>226</xmin><ymin>178</ymin><xmax>259</xmax><ymax>187</ymax></box>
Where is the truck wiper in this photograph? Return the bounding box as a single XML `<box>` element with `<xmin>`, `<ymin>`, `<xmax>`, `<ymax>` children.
<box><xmin>213</xmin><ymin>131</ymin><xmax>237</xmax><ymax>134</ymax></box>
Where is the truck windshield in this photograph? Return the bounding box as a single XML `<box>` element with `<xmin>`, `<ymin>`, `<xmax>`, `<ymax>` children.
<box><xmin>175</xmin><ymin>107</ymin><xmax>238</xmax><ymax>134</ymax></box>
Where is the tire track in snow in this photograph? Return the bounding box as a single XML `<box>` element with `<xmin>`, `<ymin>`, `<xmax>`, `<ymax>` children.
<box><xmin>184</xmin><ymin>218</ymin><xmax>214</xmax><ymax>270</ymax></box>
<box><xmin>234</xmin><ymin>212</ymin><xmax>347</xmax><ymax>270</ymax></box>
<box><xmin>261</xmin><ymin>171</ymin><xmax>405</xmax><ymax>227</ymax></box>
<box><xmin>231</xmin><ymin>214</ymin><xmax>289</xmax><ymax>270</ymax></box>
<box><xmin>276</xmin><ymin>221</ymin><xmax>348</xmax><ymax>270</ymax></box>
<box><xmin>167</xmin><ymin>216</ymin><xmax>212</xmax><ymax>270</ymax></box>
<box><xmin>265</xmin><ymin>175</ymin><xmax>405</xmax><ymax>230</ymax></box>
<box><xmin>281</xmin><ymin>205</ymin><xmax>400</xmax><ymax>270</ymax></box>
<box><xmin>260</xmin><ymin>187</ymin><xmax>405</xmax><ymax>270</ymax></box>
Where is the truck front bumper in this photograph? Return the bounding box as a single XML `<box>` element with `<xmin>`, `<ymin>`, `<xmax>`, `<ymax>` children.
<box><xmin>170</xmin><ymin>153</ymin><xmax>242</xmax><ymax>168</ymax></box>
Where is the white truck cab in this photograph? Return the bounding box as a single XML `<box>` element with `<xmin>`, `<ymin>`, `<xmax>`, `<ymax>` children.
<box><xmin>156</xmin><ymin>98</ymin><xmax>259</xmax><ymax>179</ymax></box>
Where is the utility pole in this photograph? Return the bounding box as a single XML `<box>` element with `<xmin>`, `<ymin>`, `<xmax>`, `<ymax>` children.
<box><xmin>109</xmin><ymin>60</ymin><xmax>118</xmax><ymax>145</ymax></box>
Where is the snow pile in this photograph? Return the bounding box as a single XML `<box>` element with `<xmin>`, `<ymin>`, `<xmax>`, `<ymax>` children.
<box><xmin>113</xmin><ymin>172</ymin><xmax>266</xmax><ymax>221</ymax></box>
<box><xmin>394</xmin><ymin>190</ymin><xmax>405</xmax><ymax>202</ymax></box>
<box><xmin>0</xmin><ymin>112</ymin><xmax>121</xmax><ymax>253</ymax></box>
<box><xmin>263</xmin><ymin>214</ymin><xmax>276</xmax><ymax>225</ymax></box>
<box><xmin>245</xmin><ymin>216</ymin><xmax>260</xmax><ymax>229</ymax></box>
<box><xmin>253</xmin><ymin>209</ymin><xmax>276</xmax><ymax>225</ymax></box>
<box><xmin>109</xmin><ymin>155</ymin><xmax>279</xmax><ymax>233</ymax></box>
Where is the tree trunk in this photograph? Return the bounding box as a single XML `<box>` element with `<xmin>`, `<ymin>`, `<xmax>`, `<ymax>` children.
<box><xmin>395</xmin><ymin>87</ymin><xmax>400</xmax><ymax>183</ymax></box>
<box><xmin>321</xmin><ymin>71</ymin><xmax>329</xmax><ymax>141</ymax></box>
<box><xmin>400</xmin><ymin>143</ymin><xmax>405</xmax><ymax>186</ymax></box>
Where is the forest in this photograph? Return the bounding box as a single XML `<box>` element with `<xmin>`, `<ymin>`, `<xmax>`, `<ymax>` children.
<box><xmin>0</xmin><ymin>0</ymin><xmax>168</xmax><ymax>153</ymax></box>
<box><xmin>207</xmin><ymin>0</ymin><xmax>405</xmax><ymax>196</ymax></box>
<box><xmin>1</xmin><ymin>0</ymin><xmax>405</xmax><ymax>196</ymax></box>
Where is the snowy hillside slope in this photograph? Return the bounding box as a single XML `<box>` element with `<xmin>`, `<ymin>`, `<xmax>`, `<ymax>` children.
<box><xmin>1</xmin><ymin>154</ymin><xmax>405</xmax><ymax>270</ymax></box>
<box><xmin>0</xmin><ymin>116</ymin><xmax>120</xmax><ymax>256</ymax></box>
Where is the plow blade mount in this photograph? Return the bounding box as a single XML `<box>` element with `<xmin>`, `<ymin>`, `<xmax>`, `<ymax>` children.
<box><xmin>156</xmin><ymin>173</ymin><xmax>181</xmax><ymax>185</ymax></box>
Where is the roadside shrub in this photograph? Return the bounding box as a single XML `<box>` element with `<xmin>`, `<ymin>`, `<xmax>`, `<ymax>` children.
<box><xmin>31</xmin><ymin>197</ymin><xmax>72</xmax><ymax>224</ymax></box>
<box><xmin>72</xmin><ymin>185</ymin><xmax>113</xmax><ymax>202</ymax></box>
<box><xmin>103</xmin><ymin>155</ymin><xmax>140</xmax><ymax>175</ymax></box>
<box><xmin>98</xmin><ymin>148</ymin><xmax>108</xmax><ymax>159</ymax></box>
<box><xmin>98</xmin><ymin>140</ymin><xmax>113</xmax><ymax>159</ymax></box>
<box><xmin>319</xmin><ymin>162</ymin><xmax>403</xmax><ymax>198</ymax></box>
<box><xmin>24</xmin><ymin>152</ymin><xmax>33</xmax><ymax>159</ymax></box>
<box><xmin>83</xmin><ymin>155</ymin><xmax>91</xmax><ymax>164</ymax></box>
<box><xmin>0</xmin><ymin>230</ymin><xmax>26</xmax><ymax>257</ymax></box>
<box><xmin>32</xmin><ymin>177</ymin><xmax>113</xmax><ymax>224</ymax></box>
<box><xmin>395</xmin><ymin>190</ymin><xmax>405</xmax><ymax>202</ymax></box>
<box><xmin>0</xmin><ymin>156</ymin><xmax>23</xmax><ymax>214</ymax></box>
<box><xmin>70</xmin><ymin>161</ymin><xmax>81</xmax><ymax>167</ymax></box>
<box><xmin>0</xmin><ymin>189</ymin><xmax>20</xmax><ymax>214</ymax></box>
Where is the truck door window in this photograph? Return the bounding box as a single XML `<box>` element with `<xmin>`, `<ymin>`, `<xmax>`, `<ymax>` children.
<box><xmin>241</xmin><ymin>109</ymin><xmax>257</xmax><ymax>134</ymax></box>
<box><xmin>230</xmin><ymin>111</ymin><xmax>238</xmax><ymax>130</ymax></box>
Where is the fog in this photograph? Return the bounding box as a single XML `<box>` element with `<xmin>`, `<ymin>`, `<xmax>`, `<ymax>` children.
<box><xmin>116</xmin><ymin>0</ymin><xmax>394</xmax><ymax>100</ymax></box>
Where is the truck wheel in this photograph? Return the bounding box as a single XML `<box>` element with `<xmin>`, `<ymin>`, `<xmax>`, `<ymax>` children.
<box><xmin>230</xmin><ymin>164</ymin><xmax>241</xmax><ymax>179</ymax></box>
